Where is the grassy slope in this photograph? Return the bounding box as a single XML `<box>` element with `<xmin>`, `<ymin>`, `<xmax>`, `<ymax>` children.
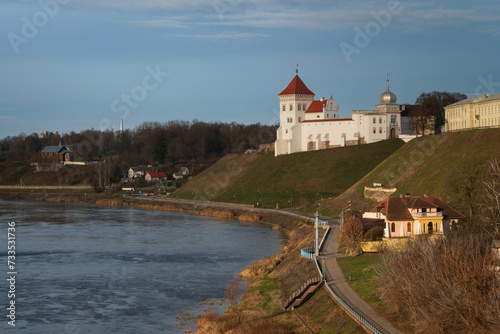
<box><xmin>171</xmin><ymin>139</ymin><xmax>405</xmax><ymax>208</ymax></box>
<box><xmin>333</xmin><ymin>128</ymin><xmax>500</xmax><ymax>208</ymax></box>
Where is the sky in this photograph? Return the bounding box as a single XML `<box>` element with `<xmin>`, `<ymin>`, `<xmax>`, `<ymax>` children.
<box><xmin>0</xmin><ymin>0</ymin><xmax>499</xmax><ymax>138</ymax></box>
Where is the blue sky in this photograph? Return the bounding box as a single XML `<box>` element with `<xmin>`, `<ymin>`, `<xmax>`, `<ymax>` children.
<box><xmin>1</xmin><ymin>0</ymin><xmax>499</xmax><ymax>138</ymax></box>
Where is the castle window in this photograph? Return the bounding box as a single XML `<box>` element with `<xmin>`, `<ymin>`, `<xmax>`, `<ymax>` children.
<box><xmin>298</xmin><ymin>104</ymin><xmax>302</xmax><ymax>111</ymax></box>
<box><xmin>373</xmin><ymin>127</ymin><xmax>376</xmax><ymax>134</ymax></box>
<box><xmin>298</xmin><ymin>117</ymin><xmax>301</xmax><ymax>122</ymax></box>
<box><xmin>303</xmin><ymin>104</ymin><xmax>307</xmax><ymax>111</ymax></box>
<box><xmin>373</xmin><ymin>117</ymin><xmax>376</xmax><ymax>124</ymax></box>
<box><xmin>379</xmin><ymin>117</ymin><xmax>382</xmax><ymax>123</ymax></box>
<box><xmin>287</xmin><ymin>117</ymin><xmax>292</xmax><ymax>123</ymax></box>
<box><xmin>282</xmin><ymin>105</ymin><xmax>286</xmax><ymax>112</ymax></box>
<box><xmin>289</xmin><ymin>104</ymin><xmax>293</xmax><ymax>111</ymax></box>
<box><xmin>379</xmin><ymin>127</ymin><xmax>382</xmax><ymax>134</ymax></box>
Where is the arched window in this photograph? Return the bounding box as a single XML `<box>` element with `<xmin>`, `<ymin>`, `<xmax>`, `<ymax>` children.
<box><xmin>391</xmin><ymin>223</ymin><xmax>396</xmax><ymax>233</ymax></box>
<box><xmin>407</xmin><ymin>222</ymin><xmax>412</xmax><ymax>233</ymax></box>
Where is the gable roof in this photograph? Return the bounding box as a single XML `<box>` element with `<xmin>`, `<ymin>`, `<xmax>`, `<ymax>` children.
<box><xmin>130</xmin><ymin>167</ymin><xmax>147</xmax><ymax>172</ymax></box>
<box><xmin>301</xmin><ymin>118</ymin><xmax>353</xmax><ymax>123</ymax></box>
<box><xmin>148</xmin><ymin>172</ymin><xmax>167</xmax><ymax>178</ymax></box>
<box><xmin>41</xmin><ymin>146</ymin><xmax>67</xmax><ymax>154</ymax></box>
<box><xmin>423</xmin><ymin>196</ymin><xmax>465</xmax><ymax>219</ymax></box>
<box><xmin>370</xmin><ymin>195</ymin><xmax>464</xmax><ymax>221</ymax></box>
<box><xmin>279</xmin><ymin>75</ymin><xmax>315</xmax><ymax>96</ymax></box>
<box><xmin>305</xmin><ymin>100</ymin><xmax>327</xmax><ymax>113</ymax></box>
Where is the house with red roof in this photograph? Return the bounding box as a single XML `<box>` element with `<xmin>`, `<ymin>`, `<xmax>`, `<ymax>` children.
<box><xmin>275</xmin><ymin>73</ymin><xmax>404</xmax><ymax>156</ymax></box>
<box><xmin>145</xmin><ymin>172</ymin><xmax>167</xmax><ymax>183</ymax></box>
<box><xmin>362</xmin><ymin>194</ymin><xmax>464</xmax><ymax>238</ymax></box>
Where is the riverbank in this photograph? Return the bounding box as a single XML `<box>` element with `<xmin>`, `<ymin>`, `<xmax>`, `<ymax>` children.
<box><xmin>0</xmin><ymin>192</ymin><xmax>363</xmax><ymax>333</ymax></box>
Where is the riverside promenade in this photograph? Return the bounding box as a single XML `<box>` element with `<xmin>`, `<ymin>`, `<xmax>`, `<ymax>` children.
<box><xmin>320</xmin><ymin>225</ymin><xmax>405</xmax><ymax>334</ymax></box>
<box><xmin>135</xmin><ymin>197</ymin><xmax>404</xmax><ymax>333</ymax></box>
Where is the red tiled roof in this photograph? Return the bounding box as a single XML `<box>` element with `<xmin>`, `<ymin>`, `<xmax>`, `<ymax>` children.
<box><xmin>424</xmin><ymin>196</ymin><xmax>465</xmax><ymax>219</ymax></box>
<box><xmin>369</xmin><ymin>195</ymin><xmax>464</xmax><ymax>221</ymax></box>
<box><xmin>148</xmin><ymin>172</ymin><xmax>167</xmax><ymax>178</ymax></box>
<box><xmin>305</xmin><ymin>100</ymin><xmax>327</xmax><ymax>113</ymax></box>
<box><xmin>301</xmin><ymin>118</ymin><xmax>353</xmax><ymax>123</ymax></box>
<box><xmin>278</xmin><ymin>75</ymin><xmax>315</xmax><ymax>96</ymax></box>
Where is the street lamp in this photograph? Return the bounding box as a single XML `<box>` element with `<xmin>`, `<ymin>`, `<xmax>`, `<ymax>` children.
<box><xmin>341</xmin><ymin>201</ymin><xmax>351</xmax><ymax>227</ymax></box>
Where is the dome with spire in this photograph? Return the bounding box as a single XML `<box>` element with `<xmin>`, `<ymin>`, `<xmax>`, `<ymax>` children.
<box><xmin>378</xmin><ymin>76</ymin><xmax>397</xmax><ymax>104</ymax></box>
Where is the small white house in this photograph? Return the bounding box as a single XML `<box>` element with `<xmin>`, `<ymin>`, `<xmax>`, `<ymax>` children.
<box><xmin>173</xmin><ymin>172</ymin><xmax>184</xmax><ymax>180</ymax></box>
<box><xmin>128</xmin><ymin>167</ymin><xmax>147</xmax><ymax>179</ymax></box>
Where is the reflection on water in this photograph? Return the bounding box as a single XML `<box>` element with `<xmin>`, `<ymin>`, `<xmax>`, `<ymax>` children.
<box><xmin>0</xmin><ymin>200</ymin><xmax>284</xmax><ymax>333</ymax></box>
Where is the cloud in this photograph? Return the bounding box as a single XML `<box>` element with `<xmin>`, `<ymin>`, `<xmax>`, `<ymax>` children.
<box><xmin>127</xmin><ymin>16</ymin><xmax>191</xmax><ymax>29</ymax></box>
<box><xmin>174</xmin><ymin>32</ymin><xmax>269</xmax><ymax>40</ymax></box>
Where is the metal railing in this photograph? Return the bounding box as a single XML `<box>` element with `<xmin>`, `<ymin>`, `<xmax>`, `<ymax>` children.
<box><xmin>301</xmin><ymin>247</ymin><xmax>315</xmax><ymax>259</ymax></box>
<box><xmin>325</xmin><ymin>283</ymin><xmax>383</xmax><ymax>334</ymax></box>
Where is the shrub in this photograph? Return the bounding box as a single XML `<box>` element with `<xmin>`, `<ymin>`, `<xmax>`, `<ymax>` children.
<box><xmin>364</xmin><ymin>226</ymin><xmax>385</xmax><ymax>241</ymax></box>
<box><xmin>379</xmin><ymin>232</ymin><xmax>500</xmax><ymax>333</ymax></box>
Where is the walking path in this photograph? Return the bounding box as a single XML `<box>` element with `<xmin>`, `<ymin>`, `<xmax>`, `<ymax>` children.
<box><xmin>320</xmin><ymin>226</ymin><xmax>405</xmax><ymax>334</ymax></box>
<box><xmin>135</xmin><ymin>196</ymin><xmax>404</xmax><ymax>333</ymax></box>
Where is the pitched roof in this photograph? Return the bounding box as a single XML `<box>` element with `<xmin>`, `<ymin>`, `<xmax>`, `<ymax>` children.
<box><xmin>41</xmin><ymin>146</ymin><xmax>67</xmax><ymax>154</ymax></box>
<box><xmin>446</xmin><ymin>93</ymin><xmax>500</xmax><ymax>108</ymax></box>
<box><xmin>148</xmin><ymin>172</ymin><xmax>167</xmax><ymax>178</ymax></box>
<box><xmin>278</xmin><ymin>75</ymin><xmax>315</xmax><ymax>96</ymax></box>
<box><xmin>301</xmin><ymin>118</ymin><xmax>353</xmax><ymax>123</ymax></box>
<box><xmin>305</xmin><ymin>100</ymin><xmax>327</xmax><ymax>113</ymax></box>
<box><xmin>424</xmin><ymin>196</ymin><xmax>465</xmax><ymax>219</ymax></box>
<box><xmin>370</xmin><ymin>195</ymin><xmax>464</xmax><ymax>221</ymax></box>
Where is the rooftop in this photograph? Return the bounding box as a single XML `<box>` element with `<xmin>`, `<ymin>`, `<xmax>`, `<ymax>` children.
<box><xmin>279</xmin><ymin>75</ymin><xmax>315</xmax><ymax>96</ymax></box>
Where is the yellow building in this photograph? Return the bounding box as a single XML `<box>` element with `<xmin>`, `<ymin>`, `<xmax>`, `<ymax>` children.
<box><xmin>444</xmin><ymin>93</ymin><xmax>500</xmax><ymax>132</ymax></box>
<box><xmin>362</xmin><ymin>194</ymin><xmax>464</xmax><ymax>238</ymax></box>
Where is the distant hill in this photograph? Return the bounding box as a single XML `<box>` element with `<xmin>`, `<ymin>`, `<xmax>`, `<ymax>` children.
<box><xmin>333</xmin><ymin>128</ymin><xmax>500</xmax><ymax>211</ymax></box>
<box><xmin>170</xmin><ymin>139</ymin><xmax>405</xmax><ymax>209</ymax></box>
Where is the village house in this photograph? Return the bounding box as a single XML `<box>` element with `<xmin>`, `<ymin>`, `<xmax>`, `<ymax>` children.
<box><xmin>172</xmin><ymin>172</ymin><xmax>184</xmax><ymax>180</ymax></box>
<box><xmin>41</xmin><ymin>145</ymin><xmax>73</xmax><ymax>163</ymax></box>
<box><xmin>145</xmin><ymin>172</ymin><xmax>167</xmax><ymax>183</ymax></box>
<box><xmin>362</xmin><ymin>194</ymin><xmax>464</xmax><ymax>238</ymax></box>
<box><xmin>179</xmin><ymin>167</ymin><xmax>190</xmax><ymax>176</ymax></box>
<box><xmin>128</xmin><ymin>167</ymin><xmax>147</xmax><ymax>179</ymax></box>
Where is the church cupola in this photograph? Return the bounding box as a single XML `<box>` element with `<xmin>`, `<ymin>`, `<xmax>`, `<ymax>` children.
<box><xmin>378</xmin><ymin>74</ymin><xmax>397</xmax><ymax>104</ymax></box>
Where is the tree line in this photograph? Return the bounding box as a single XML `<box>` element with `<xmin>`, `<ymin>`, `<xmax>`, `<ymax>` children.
<box><xmin>408</xmin><ymin>91</ymin><xmax>468</xmax><ymax>135</ymax></box>
<box><xmin>0</xmin><ymin>120</ymin><xmax>277</xmax><ymax>175</ymax></box>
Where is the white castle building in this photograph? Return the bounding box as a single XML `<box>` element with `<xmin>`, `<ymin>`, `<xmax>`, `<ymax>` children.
<box><xmin>275</xmin><ymin>74</ymin><xmax>403</xmax><ymax>156</ymax></box>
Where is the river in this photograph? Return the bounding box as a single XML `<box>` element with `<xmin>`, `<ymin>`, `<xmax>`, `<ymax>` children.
<box><xmin>0</xmin><ymin>200</ymin><xmax>284</xmax><ymax>333</ymax></box>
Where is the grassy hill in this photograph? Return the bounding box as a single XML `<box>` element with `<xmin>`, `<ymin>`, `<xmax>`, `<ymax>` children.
<box><xmin>329</xmin><ymin>128</ymin><xmax>500</xmax><ymax>212</ymax></box>
<box><xmin>170</xmin><ymin>138</ymin><xmax>405</xmax><ymax>209</ymax></box>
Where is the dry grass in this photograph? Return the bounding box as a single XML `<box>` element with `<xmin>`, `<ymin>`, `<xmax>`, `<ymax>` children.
<box><xmin>238</xmin><ymin>212</ymin><xmax>260</xmax><ymax>223</ymax></box>
<box><xmin>379</xmin><ymin>232</ymin><xmax>500</xmax><ymax>333</ymax></box>
<box><xmin>199</xmin><ymin>208</ymin><xmax>234</xmax><ymax>219</ymax></box>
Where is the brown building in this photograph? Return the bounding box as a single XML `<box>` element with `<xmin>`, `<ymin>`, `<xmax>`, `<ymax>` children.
<box><xmin>41</xmin><ymin>146</ymin><xmax>73</xmax><ymax>163</ymax></box>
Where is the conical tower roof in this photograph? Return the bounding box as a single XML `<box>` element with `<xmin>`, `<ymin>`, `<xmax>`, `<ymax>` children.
<box><xmin>279</xmin><ymin>75</ymin><xmax>315</xmax><ymax>96</ymax></box>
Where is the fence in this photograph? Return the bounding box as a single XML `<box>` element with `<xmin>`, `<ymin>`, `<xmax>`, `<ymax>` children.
<box><xmin>325</xmin><ymin>283</ymin><xmax>383</xmax><ymax>334</ymax></box>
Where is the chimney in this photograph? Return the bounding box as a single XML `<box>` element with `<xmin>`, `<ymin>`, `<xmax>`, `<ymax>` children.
<box><xmin>405</xmin><ymin>193</ymin><xmax>411</xmax><ymax>198</ymax></box>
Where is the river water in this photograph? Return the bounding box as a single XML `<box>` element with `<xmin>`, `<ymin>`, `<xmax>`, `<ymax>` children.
<box><xmin>0</xmin><ymin>200</ymin><xmax>284</xmax><ymax>333</ymax></box>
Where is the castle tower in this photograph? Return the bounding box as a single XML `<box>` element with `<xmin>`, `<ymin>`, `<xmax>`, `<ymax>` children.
<box><xmin>275</xmin><ymin>75</ymin><xmax>315</xmax><ymax>155</ymax></box>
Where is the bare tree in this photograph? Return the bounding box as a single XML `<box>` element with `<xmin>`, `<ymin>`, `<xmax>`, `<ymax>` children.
<box><xmin>339</xmin><ymin>216</ymin><xmax>364</xmax><ymax>256</ymax></box>
<box><xmin>225</xmin><ymin>277</ymin><xmax>244</xmax><ymax>324</ymax></box>
<box><xmin>379</xmin><ymin>233</ymin><xmax>500</xmax><ymax>333</ymax></box>
<box><xmin>482</xmin><ymin>157</ymin><xmax>500</xmax><ymax>234</ymax></box>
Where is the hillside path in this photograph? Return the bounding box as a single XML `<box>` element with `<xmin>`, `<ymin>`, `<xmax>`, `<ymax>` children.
<box><xmin>320</xmin><ymin>226</ymin><xmax>405</xmax><ymax>334</ymax></box>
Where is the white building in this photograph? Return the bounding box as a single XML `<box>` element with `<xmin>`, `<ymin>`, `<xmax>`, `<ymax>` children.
<box><xmin>275</xmin><ymin>74</ymin><xmax>403</xmax><ymax>156</ymax></box>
